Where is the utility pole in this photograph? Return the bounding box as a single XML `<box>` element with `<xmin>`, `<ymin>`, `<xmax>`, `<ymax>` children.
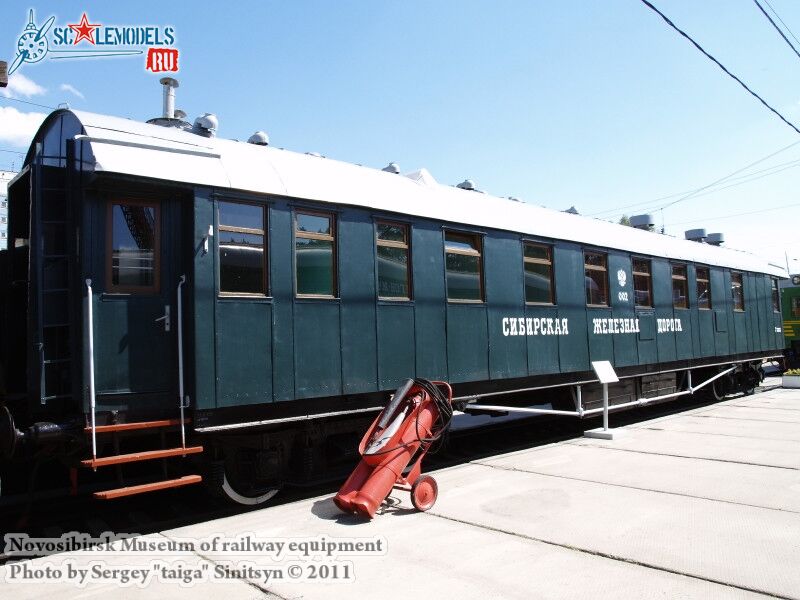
<box><xmin>0</xmin><ymin>61</ymin><xmax>8</xmax><ymax>87</ymax></box>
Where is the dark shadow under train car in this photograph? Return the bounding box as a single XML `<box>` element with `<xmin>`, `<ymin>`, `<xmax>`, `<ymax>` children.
<box><xmin>0</xmin><ymin>108</ymin><xmax>786</xmax><ymax>505</ymax></box>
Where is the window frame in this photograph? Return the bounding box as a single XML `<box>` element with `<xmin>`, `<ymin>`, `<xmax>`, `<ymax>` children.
<box><xmin>376</xmin><ymin>220</ymin><xmax>412</xmax><ymax>301</ymax></box>
<box><xmin>695</xmin><ymin>266</ymin><xmax>712</xmax><ymax>310</ymax></box>
<box><xmin>772</xmin><ymin>278</ymin><xmax>780</xmax><ymax>313</ymax></box>
<box><xmin>731</xmin><ymin>272</ymin><xmax>745</xmax><ymax>311</ymax></box>
<box><xmin>632</xmin><ymin>257</ymin><xmax>652</xmax><ymax>309</ymax></box>
<box><xmin>671</xmin><ymin>263</ymin><xmax>689</xmax><ymax>309</ymax></box>
<box><xmin>105</xmin><ymin>198</ymin><xmax>161</xmax><ymax>294</ymax></box>
<box><xmin>294</xmin><ymin>209</ymin><xmax>338</xmax><ymax>298</ymax></box>
<box><xmin>584</xmin><ymin>250</ymin><xmax>609</xmax><ymax>307</ymax></box>
<box><xmin>444</xmin><ymin>230</ymin><xmax>484</xmax><ymax>303</ymax></box>
<box><xmin>523</xmin><ymin>241</ymin><xmax>555</xmax><ymax>305</ymax></box>
<box><xmin>217</xmin><ymin>199</ymin><xmax>268</xmax><ymax>297</ymax></box>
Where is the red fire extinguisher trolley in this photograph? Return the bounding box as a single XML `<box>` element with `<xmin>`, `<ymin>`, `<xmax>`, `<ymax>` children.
<box><xmin>334</xmin><ymin>379</ymin><xmax>453</xmax><ymax>519</ymax></box>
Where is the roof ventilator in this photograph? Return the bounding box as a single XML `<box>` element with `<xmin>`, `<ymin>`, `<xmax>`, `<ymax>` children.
<box><xmin>382</xmin><ymin>162</ymin><xmax>400</xmax><ymax>174</ymax></box>
<box><xmin>685</xmin><ymin>228</ymin><xmax>707</xmax><ymax>243</ymax></box>
<box><xmin>630</xmin><ymin>214</ymin><xmax>655</xmax><ymax>231</ymax></box>
<box><xmin>707</xmin><ymin>233</ymin><xmax>724</xmax><ymax>246</ymax></box>
<box><xmin>248</xmin><ymin>131</ymin><xmax>269</xmax><ymax>146</ymax></box>
<box><xmin>193</xmin><ymin>113</ymin><xmax>218</xmax><ymax>138</ymax></box>
<box><xmin>456</xmin><ymin>179</ymin><xmax>483</xmax><ymax>193</ymax></box>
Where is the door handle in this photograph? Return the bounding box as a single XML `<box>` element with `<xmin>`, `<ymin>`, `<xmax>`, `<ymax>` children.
<box><xmin>155</xmin><ymin>305</ymin><xmax>171</xmax><ymax>332</ymax></box>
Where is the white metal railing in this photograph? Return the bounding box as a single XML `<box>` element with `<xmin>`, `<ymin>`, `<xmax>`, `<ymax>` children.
<box><xmin>177</xmin><ymin>275</ymin><xmax>187</xmax><ymax>451</ymax></box>
<box><xmin>85</xmin><ymin>279</ymin><xmax>97</xmax><ymax>462</ymax></box>
<box><xmin>467</xmin><ymin>364</ymin><xmax>740</xmax><ymax>427</ymax></box>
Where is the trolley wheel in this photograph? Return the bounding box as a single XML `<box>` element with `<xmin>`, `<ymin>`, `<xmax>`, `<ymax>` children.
<box><xmin>410</xmin><ymin>475</ymin><xmax>438</xmax><ymax>512</ymax></box>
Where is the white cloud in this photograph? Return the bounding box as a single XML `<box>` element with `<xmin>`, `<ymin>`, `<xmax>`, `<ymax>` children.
<box><xmin>1</xmin><ymin>73</ymin><xmax>47</xmax><ymax>99</ymax></box>
<box><xmin>0</xmin><ymin>106</ymin><xmax>47</xmax><ymax>147</ymax></box>
<box><xmin>59</xmin><ymin>83</ymin><xmax>85</xmax><ymax>100</ymax></box>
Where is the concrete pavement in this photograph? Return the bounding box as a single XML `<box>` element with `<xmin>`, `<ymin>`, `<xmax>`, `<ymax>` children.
<box><xmin>2</xmin><ymin>384</ymin><xmax>799</xmax><ymax>599</ymax></box>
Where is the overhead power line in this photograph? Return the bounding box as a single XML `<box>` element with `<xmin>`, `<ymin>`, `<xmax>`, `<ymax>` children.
<box><xmin>638</xmin><ymin>0</ymin><xmax>800</xmax><ymax>135</ymax></box>
<box><xmin>665</xmin><ymin>201</ymin><xmax>800</xmax><ymax>227</ymax></box>
<box><xmin>588</xmin><ymin>139</ymin><xmax>800</xmax><ymax>217</ymax></box>
<box><xmin>763</xmin><ymin>0</ymin><xmax>800</xmax><ymax>51</ymax></box>
<box><xmin>0</xmin><ymin>96</ymin><xmax>55</xmax><ymax>111</ymax></box>
<box><xmin>752</xmin><ymin>0</ymin><xmax>800</xmax><ymax>62</ymax></box>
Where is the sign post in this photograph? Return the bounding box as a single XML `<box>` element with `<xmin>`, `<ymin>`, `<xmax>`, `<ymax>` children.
<box><xmin>584</xmin><ymin>360</ymin><xmax>626</xmax><ymax>440</ymax></box>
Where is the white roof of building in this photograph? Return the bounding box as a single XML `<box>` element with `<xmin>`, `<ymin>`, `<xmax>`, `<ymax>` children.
<box><xmin>0</xmin><ymin>170</ymin><xmax>15</xmax><ymax>198</ymax></box>
<box><xmin>60</xmin><ymin>110</ymin><xmax>784</xmax><ymax>277</ymax></box>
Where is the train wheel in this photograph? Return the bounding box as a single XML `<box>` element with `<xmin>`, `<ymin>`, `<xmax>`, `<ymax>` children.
<box><xmin>0</xmin><ymin>406</ymin><xmax>18</xmax><ymax>459</ymax></box>
<box><xmin>410</xmin><ymin>475</ymin><xmax>438</xmax><ymax>512</ymax></box>
<box><xmin>740</xmin><ymin>366</ymin><xmax>759</xmax><ymax>396</ymax></box>
<box><xmin>220</xmin><ymin>472</ymin><xmax>280</xmax><ymax>506</ymax></box>
<box><xmin>212</xmin><ymin>443</ymin><xmax>284</xmax><ymax>506</ymax></box>
<box><xmin>710</xmin><ymin>375</ymin><xmax>729</xmax><ymax>401</ymax></box>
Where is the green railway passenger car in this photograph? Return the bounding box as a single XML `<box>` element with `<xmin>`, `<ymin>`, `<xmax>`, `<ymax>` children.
<box><xmin>0</xmin><ymin>104</ymin><xmax>786</xmax><ymax>504</ymax></box>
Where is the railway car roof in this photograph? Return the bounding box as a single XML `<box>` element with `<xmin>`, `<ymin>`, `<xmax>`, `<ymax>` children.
<box><xmin>25</xmin><ymin>110</ymin><xmax>786</xmax><ymax>277</ymax></box>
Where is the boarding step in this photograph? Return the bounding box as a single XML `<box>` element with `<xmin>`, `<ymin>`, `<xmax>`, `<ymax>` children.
<box><xmin>81</xmin><ymin>446</ymin><xmax>204</xmax><ymax>468</ymax></box>
<box><xmin>93</xmin><ymin>475</ymin><xmax>202</xmax><ymax>500</ymax></box>
<box><xmin>86</xmin><ymin>418</ymin><xmax>192</xmax><ymax>434</ymax></box>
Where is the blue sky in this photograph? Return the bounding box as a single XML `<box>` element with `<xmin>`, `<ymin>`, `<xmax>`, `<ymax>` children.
<box><xmin>2</xmin><ymin>1</ymin><xmax>799</xmax><ymax>269</ymax></box>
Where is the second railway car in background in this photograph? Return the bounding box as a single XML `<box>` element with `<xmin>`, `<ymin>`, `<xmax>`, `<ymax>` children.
<box><xmin>0</xmin><ymin>95</ymin><xmax>786</xmax><ymax>504</ymax></box>
<box><xmin>780</xmin><ymin>274</ymin><xmax>800</xmax><ymax>367</ymax></box>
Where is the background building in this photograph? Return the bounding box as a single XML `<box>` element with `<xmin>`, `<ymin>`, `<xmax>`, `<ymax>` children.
<box><xmin>0</xmin><ymin>170</ymin><xmax>14</xmax><ymax>250</ymax></box>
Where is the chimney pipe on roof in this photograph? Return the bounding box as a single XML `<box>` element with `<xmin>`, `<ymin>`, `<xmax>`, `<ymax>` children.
<box><xmin>160</xmin><ymin>77</ymin><xmax>179</xmax><ymax>119</ymax></box>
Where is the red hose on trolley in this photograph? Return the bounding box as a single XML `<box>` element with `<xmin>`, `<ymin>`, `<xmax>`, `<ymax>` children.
<box><xmin>334</xmin><ymin>379</ymin><xmax>453</xmax><ymax>518</ymax></box>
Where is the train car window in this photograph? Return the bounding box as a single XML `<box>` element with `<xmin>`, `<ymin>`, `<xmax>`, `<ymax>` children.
<box><xmin>376</xmin><ymin>222</ymin><xmax>411</xmax><ymax>300</ymax></box>
<box><xmin>295</xmin><ymin>211</ymin><xmax>336</xmax><ymax>297</ymax></box>
<box><xmin>772</xmin><ymin>278</ymin><xmax>780</xmax><ymax>312</ymax></box>
<box><xmin>632</xmin><ymin>258</ymin><xmax>652</xmax><ymax>308</ymax></box>
<box><xmin>523</xmin><ymin>243</ymin><xmax>554</xmax><ymax>304</ymax></box>
<box><xmin>584</xmin><ymin>251</ymin><xmax>608</xmax><ymax>306</ymax></box>
<box><xmin>218</xmin><ymin>201</ymin><xmax>267</xmax><ymax>295</ymax></box>
<box><xmin>731</xmin><ymin>272</ymin><xmax>745</xmax><ymax>311</ymax></box>
<box><xmin>696</xmin><ymin>267</ymin><xmax>711</xmax><ymax>310</ymax></box>
<box><xmin>671</xmin><ymin>264</ymin><xmax>688</xmax><ymax>309</ymax></box>
<box><xmin>793</xmin><ymin>297</ymin><xmax>800</xmax><ymax>317</ymax></box>
<box><xmin>445</xmin><ymin>232</ymin><xmax>483</xmax><ymax>301</ymax></box>
<box><xmin>107</xmin><ymin>199</ymin><xmax>159</xmax><ymax>293</ymax></box>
